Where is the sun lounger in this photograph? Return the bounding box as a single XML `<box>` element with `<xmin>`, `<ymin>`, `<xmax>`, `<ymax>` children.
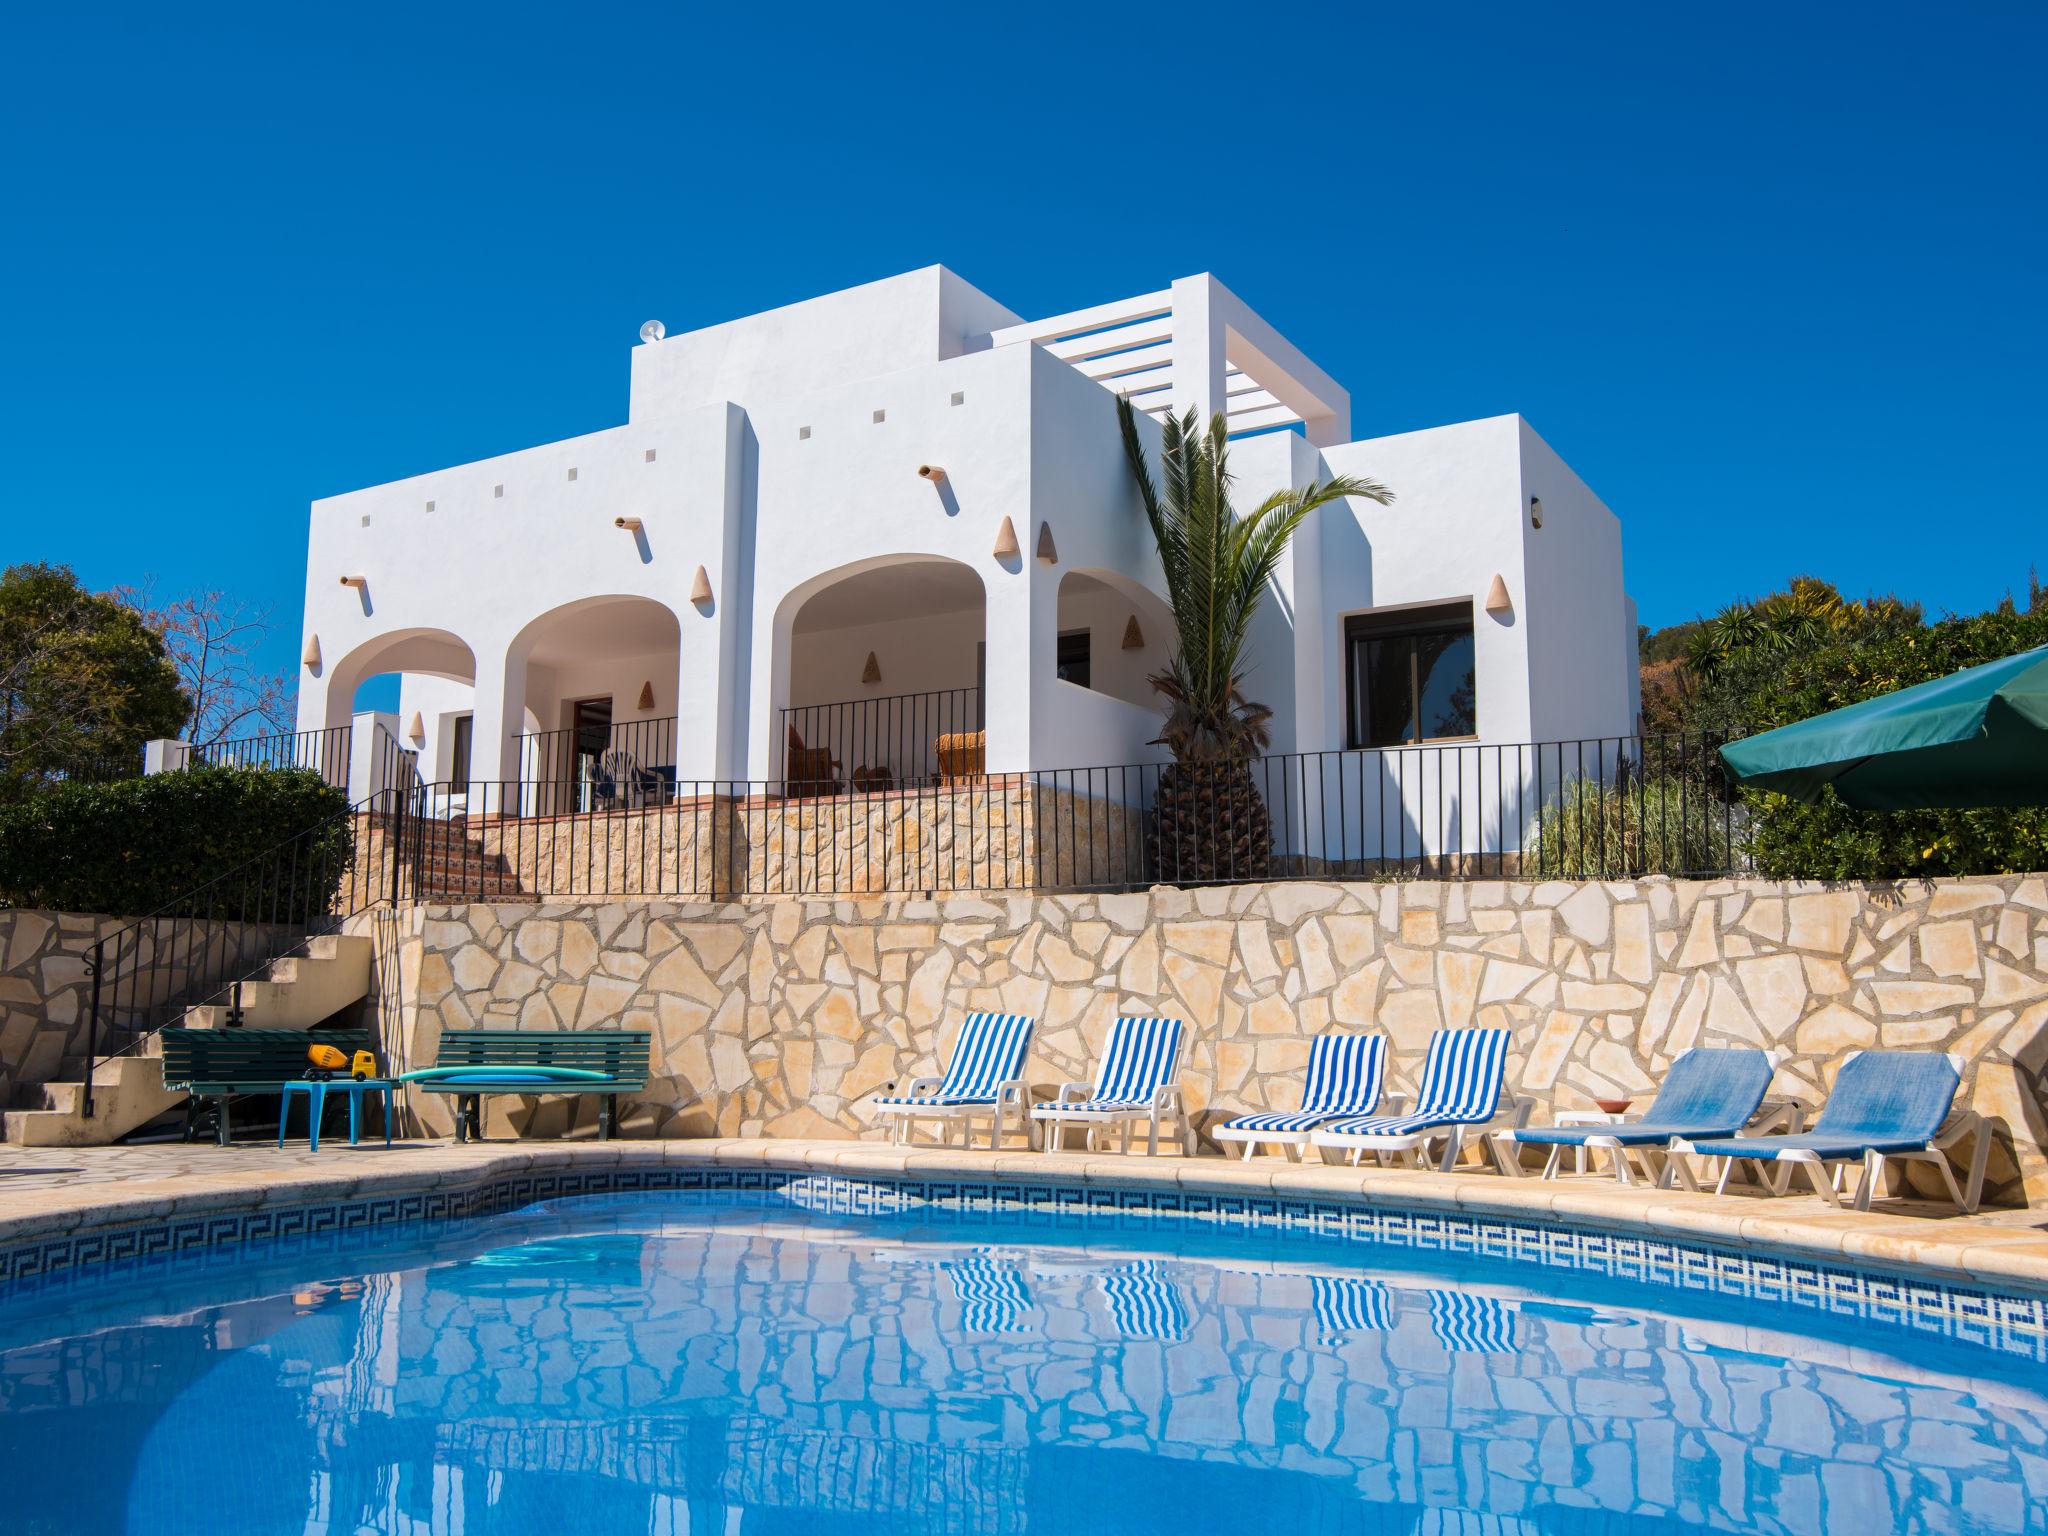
<box><xmin>1032</xmin><ymin>1015</ymin><xmax>1191</xmax><ymax>1155</ymax></box>
<box><xmin>1511</xmin><ymin>1047</ymin><xmax>1779</xmax><ymax>1185</ymax></box>
<box><xmin>1213</xmin><ymin>1033</ymin><xmax>1389</xmax><ymax>1160</ymax></box>
<box><xmin>1428</xmin><ymin>1290</ymin><xmax>1517</xmax><ymax>1354</ymax></box>
<box><xmin>1100</xmin><ymin>1260</ymin><xmax>1189</xmax><ymax>1341</ymax></box>
<box><xmin>1310</xmin><ymin>1029</ymin><xmax>1523</xmax><ymax>1172</ymax></box>
<box><xmin>868</xmin><ymin>1012</ymin><xmax>1036</xmax><ymax>1148</ymax></box>
<box><xmin>1674</xmin><ymin>1050</ymin><xmax>1987</xmax><ymax>1211</ymax></box>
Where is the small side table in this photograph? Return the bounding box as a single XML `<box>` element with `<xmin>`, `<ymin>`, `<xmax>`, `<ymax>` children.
<box><xmin>278</xmin><ymin>1078</ymin><xmax>396</xmax><ymax>1152</ymax></box>
<box><xmin>1551</xmin><ymin>1107</ymin><xmax>1630</xmax><ymax>1176</ymax></box>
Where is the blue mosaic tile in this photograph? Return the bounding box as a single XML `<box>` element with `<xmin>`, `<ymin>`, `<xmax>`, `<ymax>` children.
<box><xmin>2</xmin><ymin>1163</ymin><xmax>2044</xmax><ymax>1362</ymax></box>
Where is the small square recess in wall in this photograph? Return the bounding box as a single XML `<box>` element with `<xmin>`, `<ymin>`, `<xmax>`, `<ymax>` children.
<box><xmin>425</xmin><ymin>500</ymin><xmax>435</xmax><ymax>512</ymax></box>
<box><xmin>872</xmin><ymin>409</ymin><xmax>886</xmax><ymax>424</ymax></box>
<box><xmin>644</xmin><ymin>448</ymin><xmax>657</xmax><ymax>463</ymax></box>
<box><xmin>951</xmin><ymin>391</ymin><xmax>964</xmax><ymax>406</ymax></box>
<box><xmin>360</xmin><ymin>514</ymin><xmax>371</xmax><ymax>527</ymax></box>
<box><xmin>798</xmin><ymin>425</ymin><xmax>810</xmax><ymax>440</ymax></box>
<box><xmin>493</xmin><ymin>484</ymin><xmax>503</xmax><ymax>498</ymax></box>
<box><xmin>567</xmin><ymin>467</ymin><xmax>578</xmax><ymax>481</ymax></box>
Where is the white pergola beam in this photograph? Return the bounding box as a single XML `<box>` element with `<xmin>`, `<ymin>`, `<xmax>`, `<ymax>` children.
<box><xmin>1078</xmin><ymin>342</ymin><xmax>1175</xmax><ymax>381</ymax></box>
<box><xmin>988</xmin><ymin>290</ymin><xmax>1173</xmax><ymax>349</ymax></box>
<box><xmin>1048</xmin><ymin>319</ymin><xmax>1174</xmax><ymax>363</ymax></box>
<box><xmin>1223</xmin><ymin>403</ymin><xmax>1302</xmax><ymax>434</ymax></box>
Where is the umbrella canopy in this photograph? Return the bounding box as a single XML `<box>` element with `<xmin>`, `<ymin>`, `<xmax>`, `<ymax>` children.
<box><xmin>1718</xmin><ymin>643</ymin><xmax>2048</xmax><ymax>809</ymax></box>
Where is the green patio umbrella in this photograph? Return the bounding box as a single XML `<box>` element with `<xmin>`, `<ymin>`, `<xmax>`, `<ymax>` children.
<box><xmin>1718</xmin><ymin>643</ymin><xmax>2048</xmax><ymax>809</ymax></box>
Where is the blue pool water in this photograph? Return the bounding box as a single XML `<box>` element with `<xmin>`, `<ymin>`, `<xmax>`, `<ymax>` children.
<box><xmin>1</xmin><ymin>1191</ymin><xmax>2044</xmax><ymax>1535</ymax></box>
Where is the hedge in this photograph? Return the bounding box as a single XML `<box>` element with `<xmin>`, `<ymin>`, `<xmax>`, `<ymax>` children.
<box><xmin>0</xmin><ymin>766</ymin><xmax>355</xmax><ymax>919</ymax></box>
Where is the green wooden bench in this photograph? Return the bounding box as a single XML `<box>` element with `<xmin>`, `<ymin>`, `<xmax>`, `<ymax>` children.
<box><xmin>415</xmin><ymin>1029</ymin><xmax>651</xmax><ymax>1142</ymax></box>
<box><xmin>159</xmin><ymin>1027</ymin><xmax>373</xmax><ymax>1146</ymax></box>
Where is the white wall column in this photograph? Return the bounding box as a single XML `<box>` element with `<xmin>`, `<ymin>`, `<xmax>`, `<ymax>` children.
<box><xmin>467</xmin><ymin>645</ymin><xmax>528</xmax><ymax>811</ymax></box>
<box><xmin>143</xmin><ymin>738</ymin><xmax>192</xmax><ymax>775</ymax></box>
<box><xmin>982</xmin><ymin>561</ymin><xmax>1033</xmax><ymax>774</ymax></box>
<box><xmin>344</xmin><ymin>710</ymin><xmax>402</xmax><ymax>804</ymax></box>
<box><xmin>676</xmin><ymin>402</ymin><xmax>748</xmax><ymax>783</ymax></box>
<box><xmin>1170</xmin><ymin>273</ymin><xmax>1228</xmax><ymax>429</ymax></box>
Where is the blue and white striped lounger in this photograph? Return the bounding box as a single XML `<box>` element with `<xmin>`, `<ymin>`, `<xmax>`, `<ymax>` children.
<box><xmin>1310</xmin><ymin>1274</ymin><xmax>1396</xmax><ymax>1339</ymax></box>
<box><xmin>1674</xmin><ymin>1051</ymin><xmax>1987</xmax><ymax>1212</ymax></box>
<box><xmin>869</xmin><ymin>1012</ymin><xmax>1036</xmax><ymax>1148</ymax></box>
<box><xmin>1310</xmin><ymin>1029</ymin><xmax>1523</xmax><ymax>1172</ymax></box>
<box><xmin>1214</xmin><ymin>1033</ymin><xmax>1389</xmax><ymax>1161</ymax></box>
<box><xmin>1512</xmin><ymin>1047</ymin><xmax>1777</xmax><ymax>1186</ymax></box>
<box><xmin>1031</xmin><ymin>1016</ymin><xmax>1191</xmax><ymax>1156</ymax></box>
<box><xmin>1428</xmin><ymin>1290</ymin><xmax>1517</xmax><ymax>1354</ymax></box>
<box><xmin>1100</xmin><ymin>1260</ymin><xmax>1189</xmax><ymax>1342</ymax></box>
<box><xmin>941</xmin><ymin>1252</ymin><xmax>1033</xmax><ymax>1334</ymax></box>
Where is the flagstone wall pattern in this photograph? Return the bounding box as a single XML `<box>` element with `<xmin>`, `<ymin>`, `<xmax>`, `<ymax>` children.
<box><xmin>390</xmin><ymin>876</ymin><xmax>2048</xmax><ymax>1202</ymax></box>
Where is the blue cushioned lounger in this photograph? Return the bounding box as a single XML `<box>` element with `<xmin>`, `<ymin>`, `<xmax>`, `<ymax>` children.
<box><xmin>1512</xmin><ymin>1047</ymin><xmax>1776</xmax><ymax>1186</ymax></box>
<box><xmin>1675</xmin><ymin>1050</ymin><xmax>1987</xmax><ymax>1212</ymax></box>
<box><xmin>1428</xmin><ymin>1290</ymin><xmax>1517</xmax><ymax>1354</ymax></box>
<box><xmin>1214</xmin><ymin>1033</ymin><xmax>1388</xmax><ymax>1161</ymax></box>
<box><xmin>1100</xmin><ymin>1260</ymin><xmax>1189</xmax><ymax>1342</ymax></box>
<box><xmin>869</xmin><ymin>1012</ymin><xmax>1036</xmax><ymax>1148</ymax></box>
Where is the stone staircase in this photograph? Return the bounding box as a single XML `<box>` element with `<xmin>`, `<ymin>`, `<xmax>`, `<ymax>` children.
<box><xmin>2</xmin><ymin>933</ymin><xmax>376</xmax><ymax>1147</ymax></box>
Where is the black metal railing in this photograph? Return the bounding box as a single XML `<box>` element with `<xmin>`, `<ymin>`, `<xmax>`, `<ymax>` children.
<box><xmin>777</xmin><ymin>688</ymin><xmax>985</xmax><ymax>793</ymax></box>
<box><xmin>389</xmin><ymin>731</ymin><xmax>1747</xmax><ymax>902</ymax></box>
<box><xmin>514</xmin><ymin>716</ymin><xmax>680</xmax><ymax>817</ymax></box>
<box><xmin>190</xmin><ymin>724</ymin><xmax>353</xmax><ymax>785</ymax></box>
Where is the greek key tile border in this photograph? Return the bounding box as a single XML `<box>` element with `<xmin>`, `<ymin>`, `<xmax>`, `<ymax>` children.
<box><xmin>2</xmin><ymin>1166</ymin><xmax>2042</xmax><ymax>1362</ymax></box>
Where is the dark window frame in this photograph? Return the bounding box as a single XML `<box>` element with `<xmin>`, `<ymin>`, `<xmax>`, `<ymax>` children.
<box><xmin>449</xmin><ymin>713</ymin><xmax>474</xmax><ymax>786</ymax></box>
<box><xmin>1344</xmin><ymin>601</ymin><xmax>1479</xmax><ymax>748</ymax></box>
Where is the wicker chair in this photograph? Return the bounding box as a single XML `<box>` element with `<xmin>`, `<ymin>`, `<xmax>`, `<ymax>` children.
<box><xmin>934</xmin><ymin>729</ymin><xmax>986</xmax><ymax>782</ymax></box>
<box><xmin>784</xmin><ymin>727</ymin><xmax>842</xmax><ymax>799</ymax></box>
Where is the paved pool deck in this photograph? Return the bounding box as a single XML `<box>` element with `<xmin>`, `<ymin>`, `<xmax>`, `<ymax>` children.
<box><xmin>3</xmin><ymin>1137</ymin><xmax>2046</xmax><ymax>1296</ymax></box>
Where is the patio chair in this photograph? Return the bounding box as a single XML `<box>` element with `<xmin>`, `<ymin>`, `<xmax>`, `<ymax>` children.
<box><xmin>1213</xmin><ymin>1033</ymin><xmax>1389</xmax><ymax>1161</ymax></box>
<box><xmin>784</xmin><ymin>725</ymin><xmax>841</xmax><ymax>798</ymax></box>
<box><xmin>1309</xmin><ymin>1028</ymin><xmax>1525</xmax><ymax>1172</ymax></box>
<box><xmin>1032</xmin><ymin>1015</ymin><xmax>1191</xmax><ymax>1156</ymax></box>
<box><xmin>868</xmin><ymin>1012</ymin><xmax>1036</xmax><ymax>1148</ymax></box>
<box><xmin>1672</xmin><ymin>1050</ymin><xmax>1988</xmax><ymax>1212</ymax></box>
<box><xmin>591</xmin><ymin>748</ymin><xmax>659</xmax><ymax>810</ymax></box>
<box><xmin>1510</xmin><ymin>1047</ymin><xmax>1780</xmax><ymax>1186</ymax></box>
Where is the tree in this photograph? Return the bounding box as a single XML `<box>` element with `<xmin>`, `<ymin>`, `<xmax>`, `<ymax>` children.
<box><xmin>116</xmin><ymin>582</ymin><xmax>296</xmax><ymax>748</ymax></box>
<box><xmin>1644</xmin><ymin>574</ymin><xmax>2048</xmax><ymax>877</ymax></box>
<box><xmin>0</xmin><ymin>563</ymin><xmax>188</xmax><ymax>802</ymax></box>
<box><xmin>1118</xmin><ymin>400</ymin><xmax>1392</xmax><ymax>881</ymax></box>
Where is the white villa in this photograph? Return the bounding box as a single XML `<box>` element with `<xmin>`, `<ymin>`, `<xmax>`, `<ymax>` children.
<box><xmin>294</xmin><ymin>267</ymin><xmax>1638</xmax><ymax>862</ymax></box>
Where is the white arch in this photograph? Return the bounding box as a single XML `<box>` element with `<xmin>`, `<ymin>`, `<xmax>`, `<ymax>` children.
<box><xmin>321</xmin><ymin>627</ymin><xmax>479</xmax><ymax>732</ymax></box>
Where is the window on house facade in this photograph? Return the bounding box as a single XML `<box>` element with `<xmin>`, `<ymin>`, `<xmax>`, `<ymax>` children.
<box><xmin>449</xmin><ymin>714</ymin><xmax>473</xmax><ymax>785</ymax></box>
<box><xmin>1056</xmin><ymin>629</ymin><xmax>1092</xmax><ymax>689</ymax></box>
<box><xmin>1345</xmin><ymin>603</ymin><xmax>1478</xmax><ymax>747</ymax></box>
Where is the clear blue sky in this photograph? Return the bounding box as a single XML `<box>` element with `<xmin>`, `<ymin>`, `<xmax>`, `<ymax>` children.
<box><xmin>4</xmin><ymin>2</ymin><xmax>2042</xmax><ymax>709</ymax></box>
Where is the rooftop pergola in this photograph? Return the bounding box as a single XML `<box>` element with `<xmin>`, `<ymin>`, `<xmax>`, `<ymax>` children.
<box><xmin>991</xmin><ymin>273</ymin><xmax>1352</xmax><ymax>446</ymax></box>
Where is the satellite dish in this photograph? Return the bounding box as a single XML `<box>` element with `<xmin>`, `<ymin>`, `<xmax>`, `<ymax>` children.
<box><xmin>639</xmin><ymin>319</ymin><xmax>666</xmax><ymax>344</ymax></box>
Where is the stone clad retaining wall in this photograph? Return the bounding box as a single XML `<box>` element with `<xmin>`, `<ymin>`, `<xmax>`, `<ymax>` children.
<box><xmin>394</xmin><ymin>876</ymin><xmax>2048</xmax><ymax>1203</ymax></box>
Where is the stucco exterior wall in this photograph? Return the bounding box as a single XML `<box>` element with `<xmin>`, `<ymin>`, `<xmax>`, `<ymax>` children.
<box><xmin>395</xmin><ymin>876</ymin><xmax>2048</xmax><ymax>1204</ymax></box>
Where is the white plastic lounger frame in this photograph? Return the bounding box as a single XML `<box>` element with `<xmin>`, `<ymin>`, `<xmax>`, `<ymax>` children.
<box><xmin>1670</xmin><ymin>1052</ymin><xmax>1991</xmax><ymax>1213</ymax></box>
<box><xmin>1032</xmin><ymin>1016</ymin><xmax>1191</xmax><ymax>1156</ymax></box>
<box><xmin>1213</xmin><ymin>1032</ymin><xmax>1390</xmax><ymax>1161</ymax></box>
<box><xmin>1310</xmin><ymin>1029</ymin><xmax>1527</xmax><ymax>1173</ymax></box>
<box><xmin>868</xmin><ymin>1013</ymin><xmax>1036</xmax><ymax>1149</ymax></box>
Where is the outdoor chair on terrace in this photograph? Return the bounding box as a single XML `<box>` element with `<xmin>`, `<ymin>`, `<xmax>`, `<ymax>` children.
<box><xmin>1032</xmin><ymin>1015</ymin><xmax>1191</xmax><ymax>1156</ymax></box>
<box><xmin>1672</xmin><ymin>1050</ymin><xmax>1989</xmax><ymax>1212</ymax></box>
<box><xmin>784</xmin><ymin>726</ymin><xmax>841</xmax><ymax>798</ymax></box>
<box><xmin>590</xmin><ymin>749</ymin><xmax>663</xmax><ymax>810</ymax></box>
<box><xmin>1213</xmin><ymin>1032</ymin><xmax>1389</xmax><ymax>1161</ymax></box>
<box><xmin>1310</xmin><ymin>1028</ymin><xmax>1526</xmax><ymax>1172</ymax></box>
<box><xmin>868</xmin><ymin>1012</ymin><xmax>1036</xmax><ymax>1148</ymax></box>
<box><xmin>1510</xmin><ymin>1047</ymin><xmax>1782</xmax><ymax>1186</ymax></box>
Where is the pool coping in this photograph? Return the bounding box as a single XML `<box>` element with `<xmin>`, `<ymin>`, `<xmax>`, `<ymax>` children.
<box><xmin>4</xmin><ymin>1138</ymin><xmax>2047</xmax><ymax>1302</ymax></box>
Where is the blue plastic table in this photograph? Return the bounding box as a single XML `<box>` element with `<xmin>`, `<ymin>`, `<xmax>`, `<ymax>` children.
<box><xmin>277</xmin><ymin>1078</ymin><xmax>395</xmax><ymax>1151</ymax></box>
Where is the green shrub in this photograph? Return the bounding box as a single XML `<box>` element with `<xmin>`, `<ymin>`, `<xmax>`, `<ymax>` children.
<box><xmin>0</xmin><ymin>766</ymin><xmax>353</xmax><ymax>918</ymax></box>
<box><xmin>1526</xmin><ymin>773</ymin><xmax>1740</xmax><ymax>878</ymax></box>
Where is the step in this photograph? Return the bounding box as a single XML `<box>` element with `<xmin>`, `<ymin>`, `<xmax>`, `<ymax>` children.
<box><xmin>3</xmin><ymin>1056</ymin><xmax>184</xmax><ymax>1147</ymax></box>
<box><xmin>178</xmin><ymin>934</ymin><xmax>374</xmax><ymax>1030</ymax></box>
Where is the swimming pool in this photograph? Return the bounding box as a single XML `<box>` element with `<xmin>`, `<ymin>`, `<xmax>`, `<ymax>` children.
<box><xmin>2</xmin><ymin>1185</ymin><xmax>2044</xmax><ymax>1535</ymax></box>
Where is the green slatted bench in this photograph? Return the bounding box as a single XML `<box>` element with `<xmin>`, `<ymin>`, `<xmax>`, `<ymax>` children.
<box><xmin>159</xmin><ymin>1027</ymin><xmax>373</xmax><ymax>1146</ymax></box>
<box><xmin>416</xmin><ymin>1029</ymin><xmax>650</xmax><ymax>1142</ymax></box>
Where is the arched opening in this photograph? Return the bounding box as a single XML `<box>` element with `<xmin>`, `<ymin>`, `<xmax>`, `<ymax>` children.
<box><xmin>1054</xmin><ymin>568</ymin><xmax>1176</xmax><ymax>712</ymax></box>
<box><xmin>508</xmin><ymin>595</ymin><xmax>684</xmax><ymax>812</ymax></box>
<box><xmin>322</xmin><ymin>628</ymin><xmax>480</xmax><ymax>797</ymax></box>
<box><xmin>776</xmin><ymin>556</ymin><xmax>986</xmax><ymax>791</ymax></box>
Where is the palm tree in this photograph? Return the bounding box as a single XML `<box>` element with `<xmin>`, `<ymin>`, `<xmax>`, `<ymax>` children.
<box><xmin>1118</xmin><ymin>398</ymin><xmax>1393</xmax><ymax>880</ymax></box>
